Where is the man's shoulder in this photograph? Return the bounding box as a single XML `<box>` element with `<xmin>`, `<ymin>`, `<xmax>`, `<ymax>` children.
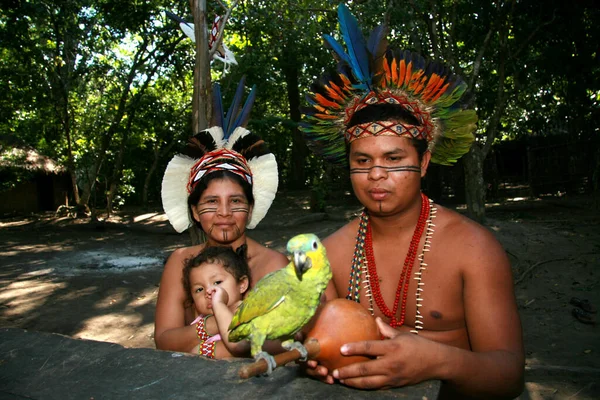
<box><xmin>322</xmin><ymin>217</ymin><xmax>360</xmax><ymax>255</ymax></box>
<box><xmin>436</xmin><ymin>205</ymin><xmax>499</xmax><ymax>243</ymax></box>
<box><xmin>434</xmin><ymin>205</ymin><xmax>507</xmax><ymax>265</ymax></box>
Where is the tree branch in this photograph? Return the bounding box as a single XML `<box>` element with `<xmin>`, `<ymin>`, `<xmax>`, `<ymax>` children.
<box><xmin>426</xmin><ymin>0</ymin><xmax>443</xmax><ymax>60</ymax></box>
<box><xmin>509</xmin><ymin>8</ymin><xmax>557</xmax><ymax>61</ymax></box>
<box><xmin>467</xmin><ymin>27</ymin><xmax>493</xmax><ymax>92</ymax></box>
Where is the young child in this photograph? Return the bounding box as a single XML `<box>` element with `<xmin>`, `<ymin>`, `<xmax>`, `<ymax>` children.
<box><xmin>182</xmin><ymin>246</ymin><xmax>251</xmax><ymax>359</ymax></box>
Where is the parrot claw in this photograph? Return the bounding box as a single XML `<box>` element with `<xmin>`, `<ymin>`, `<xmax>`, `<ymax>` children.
<box><xmin>282</xmin><ymin>341</ymin><xmax>308</xmax><ymax>362</ymax></box>
<box><xmin>255</xmin><ymin>351</ymin><xmax>277</xmax><ymax>375</ymax></box>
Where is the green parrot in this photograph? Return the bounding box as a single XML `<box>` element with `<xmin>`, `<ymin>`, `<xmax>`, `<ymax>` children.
<box><xmin>228</xmin><ymin>233</ymin><xmax>332</xmax><ymax>374</ymax></box>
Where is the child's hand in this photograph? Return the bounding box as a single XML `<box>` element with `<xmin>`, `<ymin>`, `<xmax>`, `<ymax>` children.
<box><xmin>209</xmin><ymin>286</ymin><xmax>229</xmax><ymax>306</ymax></box>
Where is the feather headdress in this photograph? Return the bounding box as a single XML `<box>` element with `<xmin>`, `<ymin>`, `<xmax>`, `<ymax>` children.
<box><xmin>161</xmin><ymin>78</ymin><xmax>278</xmax><ymax>233</ymax></box>
<box><xmin>165</xmin><ymin>11</ymin><xmax>238</xmax><ymax>69</ymax></box>
<box><xmin>300</xmin><ymin>4</ymin><xmax>477</xmax><ymax>166</ymax></box>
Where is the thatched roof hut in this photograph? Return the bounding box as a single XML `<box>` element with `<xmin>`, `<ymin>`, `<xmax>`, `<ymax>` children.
<box><xmin>0</xmin><ymin>148</ymin><xmax>71</xmax><ymax>214</ymax></box>
<box><xmin>0</xmin><ymin>148</ymin><xmax>65</xmax><ymax>173</ymax></box>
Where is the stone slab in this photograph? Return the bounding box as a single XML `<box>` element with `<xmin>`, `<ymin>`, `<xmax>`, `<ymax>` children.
<box><xmin>0</xmin><ymin>328</ymin><xmax>440</xmax><ymax>399</ymax></box>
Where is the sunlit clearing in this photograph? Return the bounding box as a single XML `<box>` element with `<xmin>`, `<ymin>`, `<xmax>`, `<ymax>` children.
<box><xmin>133</xmin><ymin>213</ymin><xmax>159</xmax><ymax>223</ymax></box>
<box><xmin>524</xmin><ymin>382</ymin><xmax>561</xmax><ymax>400</ymax></box>
<box><xmin>0</xmin><ymin>220</ymin><xmax>34</xmax><ymax>228</ymax></box>
<box><xmin>2</xmin><ymin>243</ymin><xmax>73</xmax><ymax>256</ymax></box>
<box><xmin>127</xmin><ymin>287</ymin><xmax>158</xmax><ymax>307</ymax></box>
<box><xmin>95</xmin><ymin>291</ymin><xmax>129</xmax><ymax>310</ymax></box>
<box><xmin>77</xmin><ymin>313</ymin><xmax>146</xmax><ymax>344</ymax></box>
<box><xmin>0</xmin><ymin>279</ymin><xmax>67</xmax><ymax>316</ymax></box>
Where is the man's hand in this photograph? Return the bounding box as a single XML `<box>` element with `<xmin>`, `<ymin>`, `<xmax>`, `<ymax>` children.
<box><xmin>331</xmin><ymin>318</ymin><xmax>444</xmax><ymax>389</ymax></box>
<box><xmin>303</xmin><ymin>360</ymin><xmax>335</xmax><ymax>385</ymax></box>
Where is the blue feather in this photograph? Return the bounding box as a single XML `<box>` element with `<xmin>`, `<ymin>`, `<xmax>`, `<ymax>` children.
<box><xmin>337</xmin><ymin>4</ymin><xmax>370</xmax><ymax>85</ymax></box>
<box><xmin>223</xmin><ymin>77</ymin><xmax>246</xmax><ymax>138</ymax></box>
<box><xmin>323</xmin><ymin>34</ymin><xmax>351</xmax><ymax>65</ymax></box>
<box><xmin>212</xmin><ymin>83</ymin><xmax>224</xmax><ymax>129</ymax></box>
<box><xmin>232</xmin><ymin>84</ymin><xmax>257</xmax><ymax>129</ymax></box>
<box><xmin>366</xmin><ymin>25</ymin><xmax>385</xmax><ymax>55</ymax></box>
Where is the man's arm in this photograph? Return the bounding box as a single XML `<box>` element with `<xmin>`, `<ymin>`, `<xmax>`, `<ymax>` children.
<box><xmin>154</xmin><ymin>248</ymin><xmax>201</xmax><ymax>352</ymax></box>
<box><xmin>440</xmin><ymin>225</ymin><xmax>524</xmax><ymax>397</ymax></box>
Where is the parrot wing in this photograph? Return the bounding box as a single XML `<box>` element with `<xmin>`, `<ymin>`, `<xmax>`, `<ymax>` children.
<box><xmin>228</xmin><ymin>267</ymin><xmax>295</xmax><ymax>330</ymax></box>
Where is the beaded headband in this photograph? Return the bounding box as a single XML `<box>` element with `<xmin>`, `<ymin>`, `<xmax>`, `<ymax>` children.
<box><xmin>188</xmin><ymin>149</ymin><xmax>253</xmax><ymax>193</ymax></box>
<box><xmin>300</xmin><ymin>4</ymin><xmax>477</xmax><ymax>166</ymax></box>
<box><xmin>162</xmin><ymin>79</ymin><xmax>278</xmax><ymax>233</ymax></box>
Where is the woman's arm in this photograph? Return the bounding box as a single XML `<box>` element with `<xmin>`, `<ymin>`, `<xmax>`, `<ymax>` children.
<box><xmin>154</xmin><ymin>248</ymin><xmax>201</xmax><ymax>352</ymax></box>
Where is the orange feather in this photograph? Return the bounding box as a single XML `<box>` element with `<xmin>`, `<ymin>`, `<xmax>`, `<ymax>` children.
<box><xmin>325</xmin><ymin>85</ymin><xmax>343</xmax><ymax>101</ymax></box>
<box><xmin>391</xmin><ymin>58</ymin><xmax>398</xmax><ymax>86</ymax></box>
<box><xmin>422</xmin><ymin>74</ymin><xmax>441</xmax><ymax>102</ymax></box>
<box><xmin>404</xmin><ymin>61</ymin><xmax>412</xmax><ymax>88</ymax></box>
<box><xmin>430</xmin><ymin>82</ymin><xmax>450</xmax><ymax>102</ymax></box>
<box><xmin>315</xmin><ymin>93</ymin><xmax>343</xmax><ymax>109</ymax></box>
<box><xmin>315</xmin><ymin>113</ymin><xmax>339</xmax><ymax>120</ymax></box>
<box><xmin>382</xmin><ymin>59</ymin><xmax>391</xmax><ymax>88</ymax></box>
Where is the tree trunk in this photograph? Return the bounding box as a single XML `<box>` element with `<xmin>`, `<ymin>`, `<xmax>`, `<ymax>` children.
<box><xmin>106</xmin><ymin>133</ymin><xmax>128</xmax><ymax>216</ymax></box>
<box><xmin>64</xmin><ymin>118</ymin><xmax>83</xmax><ymax>211</ymax></box>
<box><xmin>143</xmin><ymin>146</ymin><xmax>161</xmax><ymax>209</ymax></box>
<box><xmin>189</xmin><ymin>0</ymin><xmax>211</xmax><ymax>245</ymax></box>
<box><xmin>282</xmin><ymin>44</ymin><xmax>307</xmax><ymax>189</ymax></box>
<box><xmin>463</xmin><ymin>144</ymin><xmax>486</xmax><ymax>223</ymax></box>
<box><xmin>191</xmin><ymin>0</ymin><xmax>211</xmax><ymax>135</ymax></box>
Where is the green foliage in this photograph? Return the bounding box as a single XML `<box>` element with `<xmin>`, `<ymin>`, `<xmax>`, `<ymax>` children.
<box><xmin>1</xmin><ymin>0</ymin><xmax>598</xmax><ymax>211</ymax></box>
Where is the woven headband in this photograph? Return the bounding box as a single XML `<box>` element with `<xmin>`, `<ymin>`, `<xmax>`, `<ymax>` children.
<box><xmin>188</xmin><ymin>149</ymin><xmax>253</xmax><ymax>194</ymax></box>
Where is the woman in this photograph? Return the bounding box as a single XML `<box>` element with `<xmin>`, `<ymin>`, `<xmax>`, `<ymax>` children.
<box><xmin>154</xmin><ymin>80</ymin><xmax>288</xmax><ymax>352</ymax></box>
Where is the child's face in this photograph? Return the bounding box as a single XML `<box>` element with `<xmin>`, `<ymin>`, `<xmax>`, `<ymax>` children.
<box><xmin>189</xmin><ymin>262</ymin><xmax>246</xmax><ymax>315</ymax></box>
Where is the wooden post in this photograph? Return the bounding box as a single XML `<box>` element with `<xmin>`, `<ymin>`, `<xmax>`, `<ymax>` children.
<box><xmin>189</xmin><ymin>0</ymin><xmax>211</xmax><ymax>245</ymax></box>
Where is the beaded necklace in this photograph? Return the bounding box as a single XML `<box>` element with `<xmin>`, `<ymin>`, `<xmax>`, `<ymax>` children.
<box><xmin>346</xmin><ymin>193</ymin><xmax>437</xmax><ymax>333</ymax></box>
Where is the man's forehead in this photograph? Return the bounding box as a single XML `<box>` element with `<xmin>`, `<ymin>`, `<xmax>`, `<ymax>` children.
<box><xmin>350</xmin><ymin>136</ymin><xmax>415</xmax><ymax>153</ymax></box>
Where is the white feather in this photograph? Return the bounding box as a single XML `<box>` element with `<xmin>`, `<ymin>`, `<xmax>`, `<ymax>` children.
<box><xmin>179</xmin><ymin>22</ymin><xmax>195</xmax><ymax>43</ymax></box>
<box><xmin>161</xmin><ymin>155</ymin><xmax>197</xmax><ymax>233</ymax></box>
<box><xmin>206</xmin><ymin>126</ymin><xmax>226</xmax><ymax>149</ymax></box>
<box><xmin>247</xmin><ymin>154</ymin><xmax>278</xmax><ymax>229</ymax></box>
<box><xmin>226</xmin><ymin>127</ymin><xmax>250</xmax><ymax>149</ymax></box>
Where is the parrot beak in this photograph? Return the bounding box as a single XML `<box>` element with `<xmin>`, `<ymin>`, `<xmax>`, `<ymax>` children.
<box><xmin>293</xmin><ymin>251</ymin><xmax>312</xmax><ymax>281</ymax></box>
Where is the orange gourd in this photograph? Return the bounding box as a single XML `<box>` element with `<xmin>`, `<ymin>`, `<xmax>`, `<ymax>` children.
<box><xmin>305</xmin><ymin>298</ymin><xmax>380</xmax><ymax>371</ymax></box>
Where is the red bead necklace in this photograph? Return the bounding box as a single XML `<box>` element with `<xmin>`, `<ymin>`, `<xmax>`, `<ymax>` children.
<box><xmin>365</xmin><ymin>192</ymin><xmax>430</xmax><ymax>328</ymax></box>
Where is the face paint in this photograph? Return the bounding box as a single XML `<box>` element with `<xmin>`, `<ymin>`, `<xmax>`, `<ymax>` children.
<box><xmin>196</xmin><ymin>206</ymin><xmax>218</xmax><ymax>215</ymax></box>
<box><xmin>194</xmin><ymin>178</ymin><xmax>252</xmax><ymax>246</ymax></box>
<box><xmin>349</xmin><ymin>165</ymin><xmax>421</xmax><ymax>174</ymax></box>
<box><xmin>207</xmin><ymin>224</ymin><xmax>243</xmax><ymax>243</ymax></box>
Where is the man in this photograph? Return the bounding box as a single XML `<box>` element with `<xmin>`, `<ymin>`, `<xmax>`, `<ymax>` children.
<box><xmin>300</xmin><ymin>5</ymin><xmax>524</xmax><ymax>399</ymax></box>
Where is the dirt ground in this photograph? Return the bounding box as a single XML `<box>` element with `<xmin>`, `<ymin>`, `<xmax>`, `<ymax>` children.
<box><xmin>1</xmin><ymin>191</ymin><xmax>599</xmax><ymax>399</ymax></box>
